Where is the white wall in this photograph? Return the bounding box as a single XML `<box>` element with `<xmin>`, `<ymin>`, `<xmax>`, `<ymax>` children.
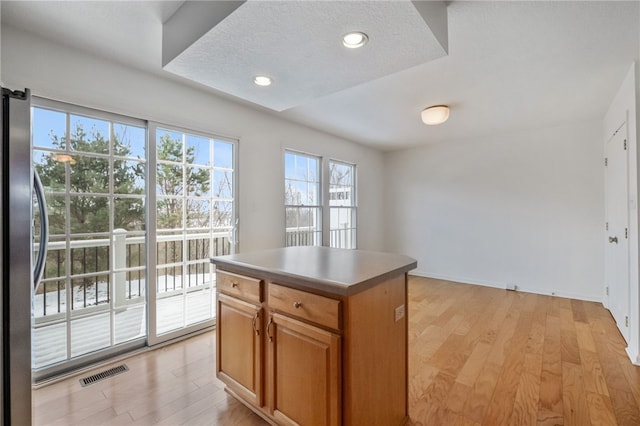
<box><xmin>605</xmin><ymin>63</ymin><xmax>640</xmax><ymax>364</ymax></box>
<box><xmin>384</xmin><ymin>121</ymin><xmax>604</xmax><ymax>301</ymax></box>
<box><xmin>0</xmin><ymin>25</ymin><xmax>385</xmax><ymax>252</ymax></box>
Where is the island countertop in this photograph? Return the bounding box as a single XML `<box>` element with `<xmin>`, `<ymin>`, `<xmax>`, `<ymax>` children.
<box><xmin>211</xmin><ymin>246</ymin><xmax>417</xmax><ymax>296</ymax></box>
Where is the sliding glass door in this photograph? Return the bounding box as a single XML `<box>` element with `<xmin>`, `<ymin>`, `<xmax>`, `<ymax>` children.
<box><xmin>31</xmin><ymin>102</ymin><xmax>238</xmax><ymax>378</ymax></box>
<box><xmin>147</xmin><ymin>123</ymin><xmax>236</xmax><ymax>344</ymax></box>
<box><xmin>32</xmin><ymin>99</ymin><xmax>147</xmax><ymax>379</ymax></box>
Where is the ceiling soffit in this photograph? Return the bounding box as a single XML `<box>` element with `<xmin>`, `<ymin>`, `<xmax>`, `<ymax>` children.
<box><xmin>162</xmin><ymin>0</ymin><xmax>448</xmax><ymax>112</ymax></box>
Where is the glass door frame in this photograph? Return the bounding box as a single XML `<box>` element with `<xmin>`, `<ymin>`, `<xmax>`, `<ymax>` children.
<box><xmin>31</xmin><ymin>97</ymin><xmax>148</xmax><ymax>381</ymax></box>
<box><xmin>147</xmin><ymin>121</ymin><xmax>238</xmax><ymax>346</ymax></box>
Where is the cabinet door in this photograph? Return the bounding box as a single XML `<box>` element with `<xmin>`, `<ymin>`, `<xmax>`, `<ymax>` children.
<box><xmin>268</xmin><ymin>313</ymin><xmax>341</xmax><ymax>426</ymax></box>
<box><xmin>217</xmin><ymin>293</ymin><xmax>263</xmax><ymax>406</ymax></box>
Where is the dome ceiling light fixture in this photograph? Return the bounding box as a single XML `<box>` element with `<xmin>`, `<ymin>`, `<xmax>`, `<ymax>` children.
<box><xmin>254</xmin><ymin>75</ymin><xmax>272</xmax><ymax>86</ymax></box>
<box><xmin>421</xmin><ymin>105</ymin><xmax>450</xmax><ymax>125</ymax></box>
<box><xmin>342</xmin><ymin>32</ymin><xmax>368</xmax><ymax>49</ymax></box>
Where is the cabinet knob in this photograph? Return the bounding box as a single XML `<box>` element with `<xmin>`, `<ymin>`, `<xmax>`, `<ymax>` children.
<box><xmin>293</xmin><ymin>301</ymin><xmax>302</xmax><ymax>309</ymax></box>
<box><xmin>231</xmin><ymin>281</ymin><xmax>238</xmax><ymax>288</ymax></box>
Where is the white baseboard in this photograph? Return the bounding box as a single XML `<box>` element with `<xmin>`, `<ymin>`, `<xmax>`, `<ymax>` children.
<box><xmin>408</xmin><ymin>270</ymin><xmax>602</xmax><ymax>303</ymax></box>
<box><xmin>626</xmin><ymin>347</ymin><xmax>640</xmax><ymax>366</ymax></box>
<box><xmin>409</xmin><ymin>271</ymin><xmax>638</xmax><ymax>364</ymax></box>
<box><xmin>410</xmin><ymin>270</ymin><xmax>504</xmax><ymax>290</ymax></box>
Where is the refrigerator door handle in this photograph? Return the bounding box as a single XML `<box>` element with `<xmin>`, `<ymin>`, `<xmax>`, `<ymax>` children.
<box><xmin>33</xmin><ymin>170</ymin><xmax>48</xmax><ymax>290</ymax></box>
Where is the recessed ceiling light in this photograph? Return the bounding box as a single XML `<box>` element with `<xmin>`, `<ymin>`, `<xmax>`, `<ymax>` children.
<box><xmin>254</xmin><ymin>75</ymin><xmax>272</xmax><ymax>86</ymax></box>
<box><xmin>421</xmin><ymin>105</ymin><xmax>450</xmax><ymax>125</ymax></box>
<box><xmin>342</xmin><ymin>32</ymin><xmax>368</xmax><ymax>49</ymax></box>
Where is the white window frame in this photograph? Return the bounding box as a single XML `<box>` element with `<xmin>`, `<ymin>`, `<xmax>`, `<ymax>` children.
<box><xmin>284</xmin><ymin>150</ymin><xmax>323</xmax><ymax>247</ymax></box>
<box><xmin>284</xmin><ymin>150</ymin><xmax>357</xmax><ymax>248</ymax></box>
<box><xmin>328</xmin><ymin>159</ymin><xmax>357</xmax><ymax>249</ymax></box>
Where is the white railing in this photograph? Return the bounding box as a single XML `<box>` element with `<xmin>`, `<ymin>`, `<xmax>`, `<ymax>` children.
<box><xmin>34</xmin><ymin>229</ymin><xmax>232</xmax><ymax>317</ymax></box>
<box><xmin>285</xmin><ymin>227</ymin><xmax>321</xmax><ymax>246</ymax></box>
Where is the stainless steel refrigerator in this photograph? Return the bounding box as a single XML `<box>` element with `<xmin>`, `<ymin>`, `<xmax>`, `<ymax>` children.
<box><xmin>1</xmin><ymin>87</ymin><xmax>48</xmax><ymax>425</ymax></box>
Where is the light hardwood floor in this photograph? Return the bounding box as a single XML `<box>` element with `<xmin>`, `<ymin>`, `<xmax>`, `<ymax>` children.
<box><xmin>33</xmin><ymin>277</ymin><xmax>640</xmax><ymax>426</ymax></box>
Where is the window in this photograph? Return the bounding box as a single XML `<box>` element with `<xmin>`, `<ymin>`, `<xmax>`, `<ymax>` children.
<box><xmin>284</xmin><ymin>151</ymin><xmax>321</xmax><ymax>246</ymax></box>
<box><xmin>329</xmin><ymin>160</ymin><xmax>356</xmax><ymax>249</ymax></box>
<box><xmin>284</xmin><ymin>151</ymin><xmax>357</xmax><ymax>249</ymax></box>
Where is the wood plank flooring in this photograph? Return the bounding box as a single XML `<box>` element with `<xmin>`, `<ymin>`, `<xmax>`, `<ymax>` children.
<box><xmin>407</xmin><ymin>277</ymin><xmax>640</xmax><ymax>426</ymax></box>
<box><xmin>33</xmin><ymin>276</ymin><xmax>640</xmax><ymax>425</ymax></box>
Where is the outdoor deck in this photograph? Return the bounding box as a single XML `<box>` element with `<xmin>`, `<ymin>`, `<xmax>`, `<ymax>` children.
<box><xmin>33</xmin><ymin>285</ymin><xmax>215</xmax><ymax>370</ymax></box>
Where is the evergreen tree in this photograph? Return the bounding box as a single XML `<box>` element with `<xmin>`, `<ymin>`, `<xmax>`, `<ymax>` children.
<box><xmin>36</xmin><ymin>122</ymin><xmax>144</xmax><ymax>277</ymax></box>
<box><xmin>156</xmin><ymin>133</ymin><xmax>210</xmax><ymax>229</ymax></box>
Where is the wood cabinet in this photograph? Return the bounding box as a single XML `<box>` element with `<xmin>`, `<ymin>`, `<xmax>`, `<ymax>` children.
<box><xmin>212</xmin><ymin>246</ymin><xmax>416</xmax><ymax>426</ymax></box>
<box><xmin>268</xmin><ymin>283</ymin><xmax>340</xmax><ymax>329</ymax></box>
<box><xmin>216</xmin><ymin>292</ymin><xmax>263</xmax><ymax>407</ymax></box>
<box><xmin>269</xmin><ymin>313</ymin><xmax>340</xmax><ymax>426</ymax></box>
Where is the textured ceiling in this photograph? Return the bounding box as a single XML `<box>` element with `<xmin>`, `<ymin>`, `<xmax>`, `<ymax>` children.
<box><xmin>1</xmin><ymin>1</ymin><xmax>639</xmax><ymax>150</ymax></box>
<box><xmin>163</xmin><ymin>1</ymin><xmax>448</xmax><ymax>111</ymax></box>
<box><xmin>282</xmin><ymin>1</ymin><xmax>640</xmax><ymax>148</ymax></box>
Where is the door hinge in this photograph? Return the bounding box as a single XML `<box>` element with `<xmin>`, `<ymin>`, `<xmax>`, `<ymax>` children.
<box><xmin>605</xmin><ymin>157</ymin><xmax>608</xmax><ymax>166</ymax></box>
<box><xmin>606</xmin><ymin>222</ymin><xmax>609</xmax><ymax>231</ymax></box>
<box><xmin>606</xmin><ymin>286</ymin><xmax>609</xmax><ymax>296</ymax></box>
<box><xmin>625</xmin><ymin>316</ymin><xmax>629</xmax><ymax>327</ymax></box>
<box><xmin>624</xmin><ymin>139</ymin><xmax>627</xmax><ymax>150</ymax></box>
<box><xmin>625</xmin><ymin>228</ymin><xmax>628</xmax><ymax>239</ymax></box>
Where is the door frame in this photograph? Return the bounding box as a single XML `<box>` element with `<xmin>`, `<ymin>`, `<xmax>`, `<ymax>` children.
<box><xmin>147</xmin><ymin>121</ymin><xmax>239</xmax><ymax>346</ymax></box>
<box><xmin>31</xmin><ymin>97</ymin><xmax>148</xmax><ymax>381</ymax></box>
<box><xmin>604</xmin><ymin>120</ymin><xmax>631</xmax><ymax>343</ymax></box>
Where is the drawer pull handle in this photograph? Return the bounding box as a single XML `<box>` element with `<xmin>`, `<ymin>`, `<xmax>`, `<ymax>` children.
<box><xmin>293</xmin><ymin>301</ymin><xmax>303</xmax><ymax>309</ymax></box>
<box><xmin>266</xmin><ymin>317</ymin><xmax>274</xmax><ymax>342</ymax></box>
<box><xmin>252</xmin><ymin>312</ymin><xmax>260</xmax><ymax>336</ymax></box>
<box><xmin>231</xmin><ymin>282</ymin><xmax>238</xmax><ymax>288</ymax></box>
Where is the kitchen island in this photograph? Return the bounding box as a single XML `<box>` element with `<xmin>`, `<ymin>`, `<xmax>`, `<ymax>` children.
<box><xmin>211</xmin><ymin>246</ymin><xmax>416</xmax><ymax>426</ymax></box>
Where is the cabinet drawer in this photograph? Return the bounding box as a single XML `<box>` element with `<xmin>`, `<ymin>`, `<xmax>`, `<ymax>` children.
<box><xmin>217</xmin><ymin>270</ymin><xmax>263</xmax><ymax>303</ymax></box>
<box><xmin>269</xmin><ymin>284</ymin><xmax>341</xmax><ymax>330</ymax></box>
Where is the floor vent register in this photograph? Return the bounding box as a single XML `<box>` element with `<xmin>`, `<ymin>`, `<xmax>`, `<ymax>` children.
<box><xmin>79</xmin><ymin>364</ymin><xmax>129</xmax><ymax>387</ymax></box>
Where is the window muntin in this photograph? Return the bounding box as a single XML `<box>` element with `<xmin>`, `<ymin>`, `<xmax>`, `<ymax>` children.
<box><xmin>154</xmin><ymin>127</ymin><xmax>236</xmax><ymax>335</ymax></box>
<box><xmin>283</xmin><ymin>152</ymin><xmax>357</xmax><ymax>249</ymax></box>
<box><xmin>329</xmin><ymin>160</ymin><xmax>356</xmax><ymax>249</ymax></box>
<box><xmin>30</xmin><ymin>100</ymin><xmax>239</xmax><ymax>377</ymax></box>
<box><xmin>285</xmin><ymin>151</ymin><xmax>322</xmax><ymax>246</ymax></box>
<box><xmin>32</xmin><ymin>104</ymin><xmax>147</xmax><ymax>368</ymax></box>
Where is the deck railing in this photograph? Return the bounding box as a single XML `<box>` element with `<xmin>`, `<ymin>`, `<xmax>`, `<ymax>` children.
<box><xmin>329</xmin><ymin>225</ymin><xmax>355</xmax><ymax>249</ymax></box>
<box><xmin>286</xmin><ymin>226</ymin><xmax>355</xmax><ymax>249</ymax></box>
<box><xmin>285</xmin><ymin>228</ymin><xmax>321</xmax><ymax>246</ymax></box>
<box><xmin>34</xmin><ymin>229</ymin><xmax>232</xmax><ymax>318</ymax></box>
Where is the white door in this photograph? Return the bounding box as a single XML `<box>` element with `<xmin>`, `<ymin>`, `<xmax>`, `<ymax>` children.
<box><xmin>605</xmin><ymin>122</ymin><xmax>630</xmax><ymax>343</ymax></box>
